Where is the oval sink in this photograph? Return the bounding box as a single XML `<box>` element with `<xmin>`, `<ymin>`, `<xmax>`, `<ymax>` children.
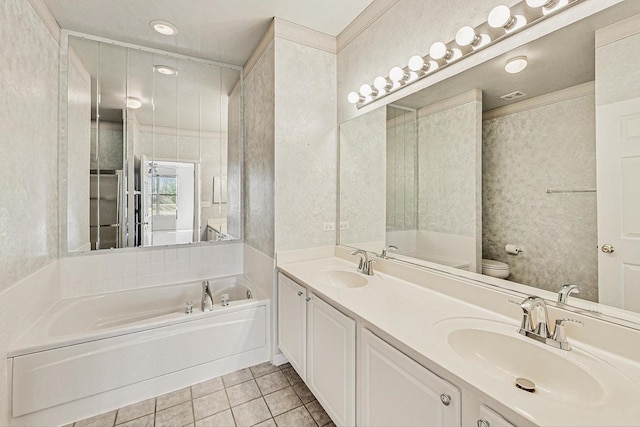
<box><xmin>432</xmin><ymin>318</ymin><xmax>631</xmax><ymax>406</ymax></box>
<box><xmin>315</xmin><ymin>269</ymin><xmax>368</xmax><ymax>288</ymax></box>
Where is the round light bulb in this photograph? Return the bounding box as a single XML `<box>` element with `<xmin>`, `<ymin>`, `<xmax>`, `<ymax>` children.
<box><xmin>455</xmin><ymin>26</ymin><xmax>479</xmax><ymax>47</ymax></box>
<box><xmin>389</xmin><ymin>66</ymin><xmax>407</xmax><ymax>83</ymax></box>
<box><xmin>525</xmin><ymin>0</ymin><xmax>555</xmax><ymax>7</ymax></box>
<box><xmin>408</xmin><ymin>55</ymin><xmax>427</xmax><ymax>72</ymax></box>
<box><xmin>347</xmin><ymin>91</ymin><xmax>363</xmax><ymax>104</ymax></box>
<box><xmin>374</xmin><ymin>76</ymin><xmax>391</xmax><ymax>91</ymax></box>
<box><xmin>149</xmin><ymin>20</ymin><xmax>178</xmax><ymax>36</ymax></box>
<box><xmin>488</xmin><ymin>5</ymin><xmax>514</xmax><ymax>29</ymax></box>
<box><xmin>126</xmin><ymin>97</ymin><xmax>142</xmax><ymax>109</ymax></box>
<box><xmin>429</xmin><ymin>42</ymin><xmax>450</xmax><ymax>60</ymax></box>
<box><xmin>504</xmin><ymin>56</ymin><xmax>528</xmax><ymax>74</ymax></box>
<box><xmin>359</xmin><ymin>84</ymin><xmax>376</xmax><ymax>97</ymax></box>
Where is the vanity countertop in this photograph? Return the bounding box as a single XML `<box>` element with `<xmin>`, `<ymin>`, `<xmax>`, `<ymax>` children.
<box><xmin>278</xmin><ymin>255</ymin><xmax>640</xmax><ymax>427</ymax></box>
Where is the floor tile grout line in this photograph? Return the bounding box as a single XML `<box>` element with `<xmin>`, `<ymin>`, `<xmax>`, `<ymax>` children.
<box><xmin>189</xmin><ymin>385</ymin><xmax>196</xmax><ymax>426</ymax></box>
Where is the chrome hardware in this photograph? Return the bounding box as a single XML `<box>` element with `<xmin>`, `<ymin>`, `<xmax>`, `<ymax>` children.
<box><xmin>297</xmin><ymin>291</ymin><xmax>303</xmax><ymax>296</ymax></box>
<box><xmin>477</xmin><ymin>420</ymin><xmax>490</xmax><ymax>427</ymax></box>
<box><xmin>518</xmin><ymin>296</ymin><xmax>580</xmax><ymax>351</ymax></box>
<box><xmin>201</xmin><ymin>280</ymin><xmax>214</xmax><ymax>312</ymax></box>
<box><xmin>351</xmin><ymin>250</ymin><xmax>375</xmax><ymax>275</ymax></box>
<box><xmin>221</xmin><ymin>293</ymin><xmax>229</xmax><ymax>307</ymax></box>
<box><xmin>440</xmin><ymin>394</ymin><xmax>451</xmax><ymax>406</ymax></box>
<box><xmin>305</xmin><ymin>297</ymin><xmax>311</xmax><ymax>302</ymax></box>
<box><xmin>601</xmin><ymin>244</ymin><xmax>615</xmax><ymax>253</ymax></box>
<box><xmin>380</xmin><ymin>245</ymin><xmax>398</xmax><ymax>259</ymax></box>
<box><xmin>557</xmin><ymin>284</ymin><xmax>581</xmax><ymax>304</ymax></box>
<box><xmin>247</xmin><ymin>290</ymin><xmax>253</xmax><ymax>299</ymax></box>
<box><xmin>185</xmin><ymin>301</ymin><xmax>193</xmax><ymax>314</ymax></box>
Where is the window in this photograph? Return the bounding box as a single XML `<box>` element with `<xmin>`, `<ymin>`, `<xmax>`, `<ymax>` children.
<box><xmin>152</xmin><ymin>175</ymin><xmax>177</xmax><ymax>216</ymax></box>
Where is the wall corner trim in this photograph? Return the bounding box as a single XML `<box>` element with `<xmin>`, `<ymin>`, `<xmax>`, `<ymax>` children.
<box><xmin>244</xmin><ymin>19</ymin><xmax>276</xmax><ymax>78</ymax></box>
<box><xmin>337</xmin><ymin>0</ymin><xmax>399</xmax><ymax>53</ymax></box>
<box><xmin>596</xmin><ymin>12</ymin><xmax>640</xmax><ymax>48</ymax></box>
<box><xmin>27</xmin><ymin>0</ymin><xmax>61</xmax><ymax>44</ymax></box>
<box><xmin>418</xmin><ymin>89</ymin><xmax>483</xmax><ymax>119</ymax></box>
<box><xmin>273</xmin><ymin>18</ymin><xmax>337</xmax><ymax>54</ymax></box>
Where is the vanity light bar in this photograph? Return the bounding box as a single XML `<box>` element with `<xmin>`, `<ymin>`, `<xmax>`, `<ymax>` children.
<box><xmin>348</xmin><ymin>0</ymin><xmax>582</xmax><ymax>108</ymax></box>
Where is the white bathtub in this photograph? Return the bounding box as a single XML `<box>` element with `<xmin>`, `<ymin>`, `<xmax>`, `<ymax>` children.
<box><xmin>8</xmin><ymin>275</ymin><xmax>269</xmax><ymax>423</ymax></box>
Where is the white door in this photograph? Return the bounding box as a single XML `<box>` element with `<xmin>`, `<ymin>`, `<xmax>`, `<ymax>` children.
<box><xmin>358</xmin><ymin>328</ymin><xmax>460</xmax><ymax>427</ymax></box>
<box><xmin>596</xmin><ymin>97</ymin><xmax>640</xmax><ymax>311</ymax></box>
<box><xmin>277</xmin><ymin>273</ymin><xmax>307</xmax><ymax>380</ymax></box>
<box><xmin>307</xmin><ymin>293</ymin><xmax>355</xmax><ymax>427</ymax></box>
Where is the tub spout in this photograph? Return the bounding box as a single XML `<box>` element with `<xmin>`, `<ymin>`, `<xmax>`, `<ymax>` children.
<box><xmin>202</xmin><ymin>280</ymin><xmax>214</xmax><ymax>312</ymax></box>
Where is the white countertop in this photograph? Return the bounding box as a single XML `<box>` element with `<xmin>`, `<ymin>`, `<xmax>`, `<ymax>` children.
<box><xmin>278</xmin><ymin>256</ymin><xmax>640</xmax><ymax>427</ymax></box>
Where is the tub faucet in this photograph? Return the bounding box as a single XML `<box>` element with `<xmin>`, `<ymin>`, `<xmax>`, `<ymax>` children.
<box><xmin>557</xmin><ymin>284</ymin><xmax>581</xmax><ymax>304</ymax></box>
<box><xmin>518</xmin><ymin>295</ymin><xmax>582</xmax><ymax>351</ymax></box>
<box><xmin>351</xmin><ymin>250</ymin><xmax>375</xmax><ymax>276</ymax></box>
<box><xmin>202</xmin><ymin>280</ymin><xmax>214</xmax><ymax>312</ymax></box>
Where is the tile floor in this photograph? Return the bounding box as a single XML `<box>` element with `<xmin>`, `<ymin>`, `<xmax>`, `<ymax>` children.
<box><xmin>66</xmin><ymin>362</ymin><xmax>335</xmax><ymax>427</ymax></box>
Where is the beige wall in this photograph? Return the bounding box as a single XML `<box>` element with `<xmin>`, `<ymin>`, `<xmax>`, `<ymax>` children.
<box><xmin>483</xmin><ymin>93</ymin><xmax>597</xmax><ymax>301</ymax></box>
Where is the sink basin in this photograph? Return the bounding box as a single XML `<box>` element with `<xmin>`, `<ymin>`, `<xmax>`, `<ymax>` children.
<box><xmin>433</xmin><ymin>318</ymin><xmax>631</xmax><ymax>406</ymax></box>
<box><xmin>315</xmin><ymin>269</ymin><xmax>368</xmax><ymax>288</ymax></box>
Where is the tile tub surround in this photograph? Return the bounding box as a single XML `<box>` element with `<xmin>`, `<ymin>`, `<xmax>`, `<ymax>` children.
<box><xmin>67</xmin><ymin>363</ymin><xmax>334</xmax><ymax>427</ymax></box>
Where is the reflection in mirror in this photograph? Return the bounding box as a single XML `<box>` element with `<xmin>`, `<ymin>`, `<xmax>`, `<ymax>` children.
<box><xmin>338</xmin><ymin>1</ymin><xmax>640</xmax><ymax>318</ymax></box>
<box><xmin>65</xmin><ymin>35</ymin><xmax>242</xmax><ymax>251</ymax></box>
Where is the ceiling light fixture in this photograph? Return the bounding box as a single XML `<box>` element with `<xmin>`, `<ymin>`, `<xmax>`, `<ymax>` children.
<box><xmin>154</xmin><ymin>65</ymin><xmax>177</xmax><ymax>75</ymax></box>
<box><xmin>150</xmin><ymin>20</ymin><xmax>178</xmax><ymax>36</ymax></box>
<box><xmin>504</xmin><ymin>56</ymin><xmax>528</xmax><ymax>73</ymax></box>
<box><xmin>126</xmin><ymin>97</ymin><xmax>142</xmax><ymax>109</ymax></box>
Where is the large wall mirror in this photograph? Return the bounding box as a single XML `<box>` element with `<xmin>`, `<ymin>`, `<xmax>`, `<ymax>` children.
<box><xmin>339</xmin><ymin>1</ymin><xmax>640</xmax><ymax>322</ymax></box>
<box><xmin>63</xmin><ymin>34</ymin><xmax>242</xmax><ymax>252</ymax></box>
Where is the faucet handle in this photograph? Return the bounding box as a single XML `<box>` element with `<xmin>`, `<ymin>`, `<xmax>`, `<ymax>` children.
<box><xmin>551</xmin><ymin>318</ymin><xmax>583</xmax><ymax>350</ymax></box>
<box><xmin>364</xmin><ymin>259</ymin><xmax>376</xmax><ymax>276</ymax></box>
<box><xmin>351</xmin><ymin>250</ymin><xmax>368</xmax><ymax>272</ymax></box>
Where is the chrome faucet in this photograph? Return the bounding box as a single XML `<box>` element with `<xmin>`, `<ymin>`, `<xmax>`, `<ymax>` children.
<box><xmin>518</xmin><ymin>296</ymin><xmax>582</xmax><ymax>351</ymax></box>
<box><xmin>557</xmin><ymin>284</ymin><xmax>581</xmax><ymax>304</ymax></box>
<box><xmin>380</xmin><ymin>245</ymin><xmax>398</xmax><ymax>259</ymax></box>
<box><xmin>202</xmin><ymin>280</ymin><xmax>214</xmax><ymax>312</ymax></box>
<box><xmin>351</xmin><ymin>249</ymin><xmax>375</xmax><ymax>276</ymax></box>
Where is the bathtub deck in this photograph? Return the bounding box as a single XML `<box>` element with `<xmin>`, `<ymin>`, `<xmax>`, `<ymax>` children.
<box><xmin>66</xmin><ymin>362</ymin><xmax>335</xmax><ymax>427</ymax></box>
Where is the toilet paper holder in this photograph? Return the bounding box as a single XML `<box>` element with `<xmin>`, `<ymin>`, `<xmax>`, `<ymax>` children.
<box><xmin>505</xmin><ymin>244</ymin><xmax>524</xmax><ymax>255</ymax></box>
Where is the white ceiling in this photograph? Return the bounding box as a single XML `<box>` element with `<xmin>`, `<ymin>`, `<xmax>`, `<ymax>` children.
<box><xmin>44</xmin><ymin>0</ymin><xmax>375</xmax><ymax>65</ymax></box>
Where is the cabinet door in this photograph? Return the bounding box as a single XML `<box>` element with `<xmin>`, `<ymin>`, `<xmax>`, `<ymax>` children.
<box><xmin>307</xmin><ymin>293</ymin><xmax>356</xmax><ymax>427</ymax></box>
<box><xmin>277</xmin><ymin>273</ymin><xmax>307</xmax><ymax>380</ymax></box>
<box><xmin>359</xmin><ymin>328</ymin><xmax>460</xmax><ymax>427</ymax></box>
<box><xmin>476</xmin><ymin>405</ymin><xmax>515</xmax><ymax>427</ymax></box>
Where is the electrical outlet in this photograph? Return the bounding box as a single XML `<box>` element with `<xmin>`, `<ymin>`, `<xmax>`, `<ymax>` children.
<box><xmin>323</xmin><ymin>222</ymin><xmax>336</xmax><ymax>232</ymax></box>
<box><xmin>340</xmin><ymin>221</ymin><xmax>349</xmax><ymax>230</ymax></box>
<box><xmin>200</xmin><ymin>201</ymin><xmax>211</xmax><ymax>208</ymax></box>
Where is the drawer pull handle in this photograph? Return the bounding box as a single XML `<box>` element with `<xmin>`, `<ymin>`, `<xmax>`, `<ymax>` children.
<box><xmin>440</xmin><ymin>394</ymin><xmax>452</xmax><ymax>406</ymax></box>
<box><xmin>297</xmin><ymin>291</ymin><xmax>303</xmax><ymax>296</ymax></box>
<box><xmin>306</xmin><ymin>297</ymin><xmax>311</xmax><ymax>302</ymax></box>
<box><xmin>477</xmin><ymin>420</ymin><xmax>490</xmax><ymax>427</ymax></box>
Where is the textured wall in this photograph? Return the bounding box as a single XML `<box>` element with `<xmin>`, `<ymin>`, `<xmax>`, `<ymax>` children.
<box><xmin>386</xmin><ymin>107</ymin><xmax>417</xmax><ymax>231</ymax></box>
<box><xmin>418</xmin><ymin>100</ymin><xmax>481</xmax><ymax>237</ymax></box>
<box><xmin>274</xmin><ymin>38</ymin><xmax>337</xmax><ymax>252</ymax></box>
<box><xmin>244</xmin><ymin>42</ymin><xmax>275</xmax><ymax>257</ymax></box>
<box><xmin>67</xmin><ymin>56</ymin><xmax>92</xmax><ymax>252</ymax></box>
<box><xmin>339</xmin><ymin>106</ymin><xmax>387</xmax><ymax>247</ymax></box>
<box><xmin>482</xmin><ymin>94</ymin><xmax>598</xmax><ymax>301</ymax></box>
<box><xmin>0</xmin><ymin>0</ymin><xmax>59</xmax><ymax>294</ymax></box>
<box><xmin>337</xmin><ymin>0</ymin><xmax>519</xmax><ymax>124</ymax></box>
<box><xmin>596</xmin><ymin>31</ymin><xmax>640</xmax><ymax>107</ymax></box>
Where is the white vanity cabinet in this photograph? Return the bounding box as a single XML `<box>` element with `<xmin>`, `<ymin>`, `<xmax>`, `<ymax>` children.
<box><xmin>358</xmin><ymin>328</ymin><xmax>461</xmax><ymax>426</ymax></box>
<box><xmin>473</xmin><ymin>405</ymin><xmax>516</xmax><ymax>427</ymax></box>
<box><xmin>277</xmin><ymin>273</ymin><xmax>356</xmax><ymax>426</ymax></box>
<box><xmin>277</xmin><ymin>273</ymin><xmax>307</xmax><ymax>379</ymax></box>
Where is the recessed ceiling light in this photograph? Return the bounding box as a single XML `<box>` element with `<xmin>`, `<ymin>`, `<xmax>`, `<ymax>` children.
<box><xmin>505</xmin><ymin>56</ymin><xmax>528</xmax><ymax>74</ymax></box>
<box><xmin>155</xmin><ymin>65</ymin><xmax>176</xmax><ymax>75</ymax></box>
<box><xmin>149</xmin><ymin>20</ymin><xmax>178</xmax><ymax>36</ymax></box>
<box><xmin>126</xmin><ymin>97</ymin><xmax>142</xmax><ymax>109</ymax></box>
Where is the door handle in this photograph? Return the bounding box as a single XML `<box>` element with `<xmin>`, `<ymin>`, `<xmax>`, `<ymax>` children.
<box><xmin>601</xmin><ymin>244</ymin><xmax>615</xmax><ymax>253</ymax></box>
